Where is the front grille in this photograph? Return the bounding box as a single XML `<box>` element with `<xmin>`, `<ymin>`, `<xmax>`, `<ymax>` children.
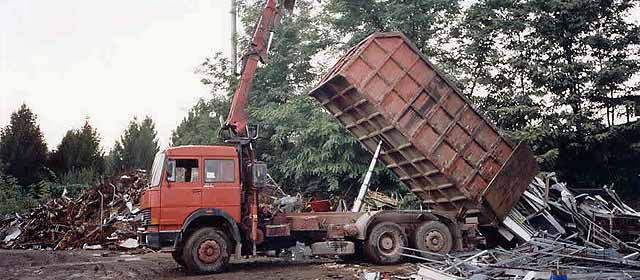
<box><xmin>141</xmin><ymin>209</ymin><xmax>152</xmax><ymax>225</ymax></box>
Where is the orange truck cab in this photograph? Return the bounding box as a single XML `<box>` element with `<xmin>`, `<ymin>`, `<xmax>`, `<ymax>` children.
<box><xmin>138</xmin><ymin>145</ymin><xmax>244</xmax><ymax>259</ymax></box>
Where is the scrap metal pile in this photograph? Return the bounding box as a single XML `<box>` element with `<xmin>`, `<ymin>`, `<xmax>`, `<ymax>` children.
<box><xmin>407</xmin><ymin>238</ymin><xmax>640</xmax><ymax>279</ymax></box>
<box><xmin>500</xmin><ymin>173</ymin><xmax>640</xmax><ymax>250</ymax></box>
<box><xmin>405</xmin><ymin>173</ymin><xmax>640</xmax><ymax>279</ymax></box>
<box><xmin>0</xmin><ymin>171</ymin><xmax>147</xmax><ymax>250</ymax></box>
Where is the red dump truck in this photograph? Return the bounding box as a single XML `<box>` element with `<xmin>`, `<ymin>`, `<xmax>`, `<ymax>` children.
<box><xmin>138</xmin><ymin>0</ymin><xmax>537</xmax><ymax>274</ymax></box>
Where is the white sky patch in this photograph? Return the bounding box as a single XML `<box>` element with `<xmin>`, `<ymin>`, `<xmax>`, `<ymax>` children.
<box><xmin>0</xmin><ymin>0</ymin><xmax>233</xmax><ymax>150</ymax></box>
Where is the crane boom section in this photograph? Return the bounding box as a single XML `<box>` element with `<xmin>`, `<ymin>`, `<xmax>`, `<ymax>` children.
<box><xmin>225</xmin><ymin>0</ymin><xmax>285</xmax><ymax>137</ymax></box>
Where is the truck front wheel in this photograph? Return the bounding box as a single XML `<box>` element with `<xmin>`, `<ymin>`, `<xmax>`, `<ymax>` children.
<box><xmin>364</xmin><ymin>222</ymin><xmax>407</xmax><ymax>264</ymax></box>
<box><xmin>182</xmin><ymin>227</ymin><xmax>231</xmax><ymax>274</ymax></box>
<box><xmin>171</xmin><ymin>249</ymin><xmax>185</xmax><ymax>267</ymax></box>
<box><xmin>411</xmin><ymin>221</ymin><xmax>453</xmax><ymax>257</ymax></box>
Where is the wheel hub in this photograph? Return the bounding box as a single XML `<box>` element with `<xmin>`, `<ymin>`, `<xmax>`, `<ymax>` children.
<box><xmin>378</xmin><ymin>232</ymin><xmax>398</xmax><ymax>256</ymax></box>
<box><xmin>424</xmin><ymin>231</ymin><xmax>445</xmax><ymax>252</ymax></box>
<box><xmin>197</xmin><ymin>240</ymin><xmax>221</xmax><ymax>264</ymax></box>
<box><xmin>381</xmin><ymin>236</ymin><xmax>394</xmax><ymax>250</ymax></box>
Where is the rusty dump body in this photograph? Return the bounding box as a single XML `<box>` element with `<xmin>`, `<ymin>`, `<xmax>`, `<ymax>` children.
<box><xmin>310</xmin><ymin>32</ymin><xmax>538</xmax><ymax>223</ymax></box>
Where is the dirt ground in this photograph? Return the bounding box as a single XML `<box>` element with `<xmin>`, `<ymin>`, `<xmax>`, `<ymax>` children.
<box><xmin>0</xmin><ymin>249</ymin><xmax>413</xmax><ymax>280</ymax></box>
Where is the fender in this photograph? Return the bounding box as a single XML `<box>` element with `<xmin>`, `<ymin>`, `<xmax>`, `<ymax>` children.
<box><xmin>176</xmin><ymin>208</ymin><xmax>242</xmax><ymax>247</ymax></box>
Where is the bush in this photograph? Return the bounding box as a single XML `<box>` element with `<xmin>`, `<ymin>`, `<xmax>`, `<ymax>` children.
<box><xmin>0</xmin><ymin>173</ymin><xmax>38</xmax><ymax>215</ymax></box>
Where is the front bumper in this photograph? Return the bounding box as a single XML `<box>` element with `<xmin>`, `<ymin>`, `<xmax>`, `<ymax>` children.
<box><xmin>138</xmin><ymin>230</ymin><xmax>179</xmax><ymax>250</ymax></box>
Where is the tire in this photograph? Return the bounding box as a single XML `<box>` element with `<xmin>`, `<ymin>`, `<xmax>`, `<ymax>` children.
<box><xmin>172</xmin><ymin>249</ymin><xmax>185</xmax><ymax>267</ymax></box>
<box><xmin>182</xmin><ymin>227</ymin><xmax>231</xmax><ymax>274</ymax></box>
<box><xmin>411</xmin><ymin>221</ymin><xmax>453</xmax><ymax>257</ymax></box>
<box><xmin>363</xmin><ymin>222</ymin><xmax>407</xmax><ymax>265</ymax></box>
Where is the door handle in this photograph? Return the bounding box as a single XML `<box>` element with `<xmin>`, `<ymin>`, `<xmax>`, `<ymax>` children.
<box><xmin>192</xmin><ymin>189</ymin><xmax>202</xmax><ymax>193</ymax></box>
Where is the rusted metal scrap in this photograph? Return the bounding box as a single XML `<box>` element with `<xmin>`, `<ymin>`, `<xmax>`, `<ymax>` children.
<box><xmin>0</xmin><ymin>171</ymin><xmax>147</xmax><ymax>250</ymax></box>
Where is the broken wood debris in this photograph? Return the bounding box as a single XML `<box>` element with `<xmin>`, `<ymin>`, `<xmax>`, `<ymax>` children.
<box><xmin>0</xmin><ymin>171</ymin><xmax>147</xmax><ymax>250</ymax></box>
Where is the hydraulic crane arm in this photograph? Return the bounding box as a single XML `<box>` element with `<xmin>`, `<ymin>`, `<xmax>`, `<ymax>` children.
<box><xmin>222</xmin><ymin>0</ymin><xmax>295</xmax><ymax>256</ymax></box>
<box><xmin>224</xmin><ymin>0</ymin><xmax>295</xmax><ymax>137</ymax></box>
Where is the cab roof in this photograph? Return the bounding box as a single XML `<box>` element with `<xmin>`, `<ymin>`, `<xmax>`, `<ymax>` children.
<box><xmin>164</xmin><ymin>145</ymin><xmax>237</xmax><ymax>157</ymax></box>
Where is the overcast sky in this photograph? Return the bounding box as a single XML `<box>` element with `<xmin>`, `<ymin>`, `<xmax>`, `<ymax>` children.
<box><xmin>1</xmin><ymin>1</ymin><xmax>639</xmax><ymax>152</ymax></box>
<box><xmin>0</xmin><ymin>0</ymin><xmax>233</xmax><ymax>150</ymax></box>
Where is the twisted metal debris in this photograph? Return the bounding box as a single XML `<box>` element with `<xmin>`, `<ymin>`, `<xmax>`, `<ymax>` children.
<box><xmin>0</xmin><ymin>171</ymin><xmax>147</xmax><ymax>250</ymax></box>
<box><xmin>404</xmin><ymin>173</ymin><xmax>640</xmax><ymax>280</ymax></box>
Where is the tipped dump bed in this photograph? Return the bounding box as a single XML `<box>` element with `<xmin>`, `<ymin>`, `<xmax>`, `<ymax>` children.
<box><xmin>310</xmin><ymin>32</ymin><xmax>538</xmax><ymax>222</ymax></box>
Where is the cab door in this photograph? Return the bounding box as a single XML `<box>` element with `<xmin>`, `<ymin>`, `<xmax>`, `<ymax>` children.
<box><xmin>160</xmin><ymin>157</ymin><xmax>202</xmax><ymax>230</ymax></box>
<box><xmin>201</xmin><ymin>157</ymin><xmax>242</xmax><ymax>222</ymax></box>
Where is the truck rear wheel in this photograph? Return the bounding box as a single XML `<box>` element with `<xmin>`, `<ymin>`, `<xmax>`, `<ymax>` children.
<box><xmin>182</xmin><ymin>227</ymin><xmax>230</xmax><ymax>274</ymax></box>
<box><xmin>364</xmin><ymin>222</ymin><xmax>407</xmax><ymax>264</ymax></box>
<box><xmin>411</xmin><ymin>221</ymin><xmax>453</xmax><ymax>257</ymax></box>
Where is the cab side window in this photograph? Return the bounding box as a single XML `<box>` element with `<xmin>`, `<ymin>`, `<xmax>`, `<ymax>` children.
<box><xmin>204</xmin><ymin>159</ymin><xmax>235</xmax><ymax>183</ymax></box>
<box><xmin>167</xmin><ymin>159</ymin><xmax>199</xmax><ymax>183</ymax></box>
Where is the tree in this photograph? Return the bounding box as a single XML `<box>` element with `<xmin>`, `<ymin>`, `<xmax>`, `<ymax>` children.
<box><xmin>48</xmin><ymin>119</ymin><xmax>104</xmax><ymax>177</ymax></box>
<box><xmin>323</xmin><ymin>0</ymin><xmax>462</xmax><ymax>69</ymax></box>
<box><xmin>0</xmin><ymin>104</ymin><xmax>48</xmax><ymax>186</ymax></box>
<box><xmin>108</xmin><ymin>116</ymin><xmax>160</xmax><ymax>173</ymax></box>
<box><xmin>523</xmin><ymin>0</ymin><xmax>640</xmax><ymax>136</ymax></box>
<box><xmin>171</xmin><ymin>96</ymin><xmax>229</xmax><ymax>146</ymax></box>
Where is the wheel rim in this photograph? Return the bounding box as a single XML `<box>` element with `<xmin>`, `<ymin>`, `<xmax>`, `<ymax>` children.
<box><xmin>424</xmin><ymin>230</ymin><xmax>445</xmax><ymax>252</ymax></box>
<box><xmin>197</xmin><ymin>240</ymin><xmax>221</xmax><ymax>264</ymax></box>
<box><xmin>378</xmin><ymin>232</ymin><xmax>398</xmax><ymax>255</ymax></box>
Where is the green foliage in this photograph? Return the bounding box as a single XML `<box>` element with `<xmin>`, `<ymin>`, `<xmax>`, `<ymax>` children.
<box><xmin>0</xmin><ymin>171</ymin><xmax>22</xmax><ymax>214</ymax></box>
<box><xmin>556</xmin><ymin>120</ymin><xmax>640</xmax><ymax>195</ymax></box>
<box><xmin>323</xmin><ymin>0</ymin><xmax>461</xmax><ymax>64</ymax></box>
<box><xmin>58</xmin><ymin>167</ymin><xmax>97</xmax><ymax>186</ymax></box>
<box><xmin>0</xmin><ymin>104</ymin><xmax>49</xmax><ymax>187</ymax></box>
<box><xmin>253</xmin><ymin>95</ymin><xmax>368</xmax><ymax>196</ymax></box>
<box><xmin>171</xmin><ymin>96</ymin><xmax>230</xmax><ymax>146</ymax></box>
<box><xmin>108</xmin><ymin>116</ymin><xmax>160</xmax><ymax>173</ymax></box>
<box><xmin>48</xmin><ymin>119</ymin><xmax>104</xmax><ymax>176</ymax></box>
<box><xmin>0</xmin><ymin>170</ymin><xmax>37</xmax><ymax>214</ymax></box>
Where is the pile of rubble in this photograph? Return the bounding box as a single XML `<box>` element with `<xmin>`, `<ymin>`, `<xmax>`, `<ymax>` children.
<box><xmin>0</xmin><ymin>171</ymin><xmax>147</xmax><ymax>250</ymax></box>
<box><xmin>406</xmin><ymin>173</ymin><xmax>640</xmax><ymax>279</ymax></box>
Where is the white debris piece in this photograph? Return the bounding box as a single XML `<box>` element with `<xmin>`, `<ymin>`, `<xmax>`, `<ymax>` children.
<box><xmin>361</xmin><ymin>271</ymin><xmax>381</xmax><ymax>280</ymax></box>
<box><xmin>82</xmin><ymin>244</ymin><xmax>103</xmax><ymax>250</ymax></box>
<box><xmin>414</xmin><ymin>266</ymin><xmax>462</xmax><ymax>280</ymax></box>
<box><xmin>3</xmin><ymin>226</ymin><xmax>22</xmax><ymax>242</ymax></box>
<box><xmin>118</xmin><ymin>238</ymin><xmax>139</xmax><ymax>249</ymax></box>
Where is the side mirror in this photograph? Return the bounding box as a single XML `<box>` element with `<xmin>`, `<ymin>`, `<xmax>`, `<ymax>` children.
<box><xmin>166</xmin><ymin>160</ymin><xmax>176</xmax><ymax>183</ymax></box>
<box><xmin>250</xmin><ymin>162</ymin><xmax>268</xmax><ymax>188</ymax></box>
<box><xmin>247</xmin><ymin>124</ymin><xmax>260</xmax><ymax>140</ymax></box>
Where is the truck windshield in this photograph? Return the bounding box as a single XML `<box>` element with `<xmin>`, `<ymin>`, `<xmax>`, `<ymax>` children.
<box><xmin>149</xmin><ymin>151</ymin><xmax>165</xmax><ymax>187</ymax></box>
